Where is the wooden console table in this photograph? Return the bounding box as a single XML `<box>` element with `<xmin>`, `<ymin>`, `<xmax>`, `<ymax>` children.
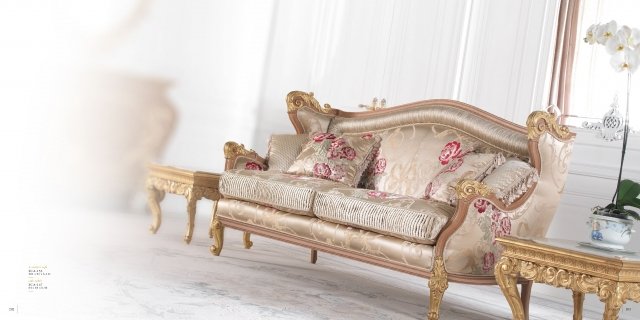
<box><xmin>146</xmin><ymin>164</ymin><xmax>221</xmax><ymax>244</ymax></box>
<box><xmin>495</xmin><ymin>236</ymin><xmax>640</xmax><ymax>320</ymax></box>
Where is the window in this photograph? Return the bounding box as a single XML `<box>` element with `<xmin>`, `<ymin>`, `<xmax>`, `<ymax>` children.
<box><xmin>566</xmin><ymin>0</ymin><xmax>640</xmax><ymax>129</ymax></box>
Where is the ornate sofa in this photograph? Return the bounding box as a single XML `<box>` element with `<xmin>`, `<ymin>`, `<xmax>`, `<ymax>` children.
<box><xmin>209</xmin><ymin>91</ymin><xmax>575</xmax><ymax>319</ymax></box>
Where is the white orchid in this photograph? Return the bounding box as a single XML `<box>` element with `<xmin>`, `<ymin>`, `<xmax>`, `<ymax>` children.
<box><xmin>606</xmin><ymin>32</ymin><xmax>629</xmax><ymax>55</ymax></box>
<box><xmin>586</xmin><ymin>21</ymin><xmax>640</xmax><ymax>74</ymax></box>
<box><xmin>596</xmin><ymin>20</ymin><xmax>618</xmax><ymax>45</ymax></box>
<box><xmin>610</xmin><ymin>49</ymin><xmax>640</xmax><ymax>73</ymax></box>
<box><xmin>606</xmin><ymin>26</ymin><xmax>640</xmax><ymax>55</ymax></box>
<box><xmin>585</xmin><ymin>24</ymin><xmax>600</xmax><ymax>44</ymax></box>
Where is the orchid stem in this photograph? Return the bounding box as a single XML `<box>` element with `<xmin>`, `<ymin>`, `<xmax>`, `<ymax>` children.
<box><xmin>612</xmin><ymin>71</ymin><xmax>631</xmax><ymax>205</ymax></box>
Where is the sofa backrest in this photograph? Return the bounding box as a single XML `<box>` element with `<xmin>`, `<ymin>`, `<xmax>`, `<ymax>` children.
<box><xmin>287</xmin><ymin>91</ymin><xmax>530</xmax><ymax>198</ymax></box>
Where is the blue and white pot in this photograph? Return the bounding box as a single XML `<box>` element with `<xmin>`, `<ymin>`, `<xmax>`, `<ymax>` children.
<box><xmin>589</xmin><ymin>215</ymin><xmax>634</xmax><ymax>250</ymax></box>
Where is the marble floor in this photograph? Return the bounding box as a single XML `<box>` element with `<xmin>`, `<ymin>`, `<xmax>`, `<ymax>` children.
<box><xmin>0</xmin><ymin>207</ymin><xmax>617</xmax><ymax>319</ymax></box>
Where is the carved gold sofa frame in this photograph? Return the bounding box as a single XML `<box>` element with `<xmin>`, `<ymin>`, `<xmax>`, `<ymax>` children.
<box><xmin>209</xmin><ymin>91</ymin><xmax>575</xmax><ymax>319</ymax></box>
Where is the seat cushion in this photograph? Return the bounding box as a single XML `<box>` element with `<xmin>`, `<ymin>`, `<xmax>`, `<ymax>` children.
<box><xmin>219</xmin><ymin>169</ymin><xmax>344</xmax><ymax>217</ymax></box>
<box><xmin>313</xmin><ymin>187</ymin><xmax>455</xmax><ymax>244</ymax></box>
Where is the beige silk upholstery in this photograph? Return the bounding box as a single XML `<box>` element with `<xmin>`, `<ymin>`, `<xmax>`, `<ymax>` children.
<box><xmin>229</xmin><ymin>155</ymin><xmax>267</xmax><ymax>171</ymax></box>
<box><xmin>217</xmin><ymin>198</ymin><xmax>434</xmax><ymax>270</ymax></box>
<box><xmin>443</xmin><ymin>132</ymin><xmax>573</xmax><ymax>276</ymax></box>
<box><xmin>287</xmin><ymin>133</ymin><xmax>380</xmax><ymax>187</ymax></box>
<box><xmin>266</xmin><ymin>133</ymin><xmax>309</xmax><ymax>171</ymax></box>
<box><xmin>356</xmin><ymin>125</ymin><xmax>480</xmax><ymax>198</ymax></box>
<box><xmin>295</xmin><ymin>107</ymin><xmax>334</xmax><ymax>133</ymax></box>
<box><xmin>313</xmin><ymin>188</ymin><xmax>455</xmax><ymax>245</ymax></box>
<box><xmin>214</xmin><ymin>93</ymin><xmax>576</xmax><ymax>320</ymax></box>
<box><xmin>483</xmin><ymin>158</ymin><xmax>539</xmax><ymax>206</ymax></box>
<box><xmin>328</xmin><ymin>105</ymin><xmax>529</xmax><ymax>157</ymax></box>
<box><xmin>426</xmin><ymin>153</ymin><xmax>505</xmax><ymax>204</ymax></box>
<box><xmin>219</xmin><ymin>169</ymin><xmax>344</xmax><ymax>217</ymax></box>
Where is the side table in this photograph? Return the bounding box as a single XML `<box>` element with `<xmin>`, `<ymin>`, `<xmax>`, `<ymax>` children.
<box><xmin>146</xmin><ymin>163</ymin><xmax>221</xmax><ymax>244</ymax></box>
<box><xmin>495</xmin><ymin>236</ymin><xmax>640</xmax><ymax>320</ymax></box>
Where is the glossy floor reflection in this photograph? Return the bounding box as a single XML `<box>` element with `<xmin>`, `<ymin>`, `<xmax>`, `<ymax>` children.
<box><xmin>3</xmin><ymin>208</ymin><xmax>605</xmax><ymax>319</ymax></box>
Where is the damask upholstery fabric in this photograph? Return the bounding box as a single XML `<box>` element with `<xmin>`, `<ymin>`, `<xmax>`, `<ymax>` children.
<box><xmin>230</xmin><ymin>155</ymin><xmax>268</xmax><ymax>171</ymax></box>
<box><xmin>295</xmin><ymin>107</ymin><xmax>334</xmax><ymax>133</ymax></box>
<box><xmin>443</xmin><ymin>197</ymin><xmax>534</xmax><ymax>275</ymax></box>
<box><xmin>425</xmin><ymin>153</ymin><xmax>505</xmax><ymax>204</ymax></box>
<box><xmin>287</xmin><ymin>132</ymin><xmax>381</xmax><ymax>187</ymax></box>
<box><xmin>483</xmin><ymin>158</ymin><xmax>539</xmax><ymax>205</ymax></box>
<box><xmin>266</xmin><ymin>134</ymin><xmax>309</xmax><ymax>171</ymax></box>
<box><xmin>216</xmin><ymin>198</ymin><xmax>434</xmax><ymax>270</ymax></box>
<box><xmin>219</xmin><ymin>169</ymin><xmax>345</xmax><ymax>217</ymax></box>
<box><xmin>313</xmin><ymin>187</ymin><xmax>455</xmax><ymax>244</ymax></box>
<box><xmin>443</xmin><ymin>133</ymin><xmax>573</xmax><ymax>276</ymax></box>
<box><xmin>327</xmin><ymin>105</ymin><xmax>529</xmax><ymax>157</ymax></box>
<box><xmin>357</xmin><ymin>125</ymin><xmax>480</xmax><ymax>198</ymax></box>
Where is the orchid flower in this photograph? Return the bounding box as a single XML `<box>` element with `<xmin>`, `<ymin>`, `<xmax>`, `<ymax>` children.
<box><xmin>606</xmin><ymin>26</ymin><xmax>640</xmax><ymax>55</ymax></box>
<box><xmin>587</xmin><ymin>21</ymin><xmax>640</xmax><ymax>73</ymax></box>
<box><xmin>610</xmin><ymin>49</ymin><xmax>640</xmax><ymax>73</ymax></box>
<box><xmin>595</xmin><ymin>20</ymin><xmax>618</xmax><ymax>45</ymax></box>
<box><xmin>585</xmin><ymin>24</ymin><xmax>599</xmax><ymax>44</ymax></box>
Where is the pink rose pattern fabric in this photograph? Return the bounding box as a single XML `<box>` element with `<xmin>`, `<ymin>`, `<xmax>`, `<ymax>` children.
<box><xmin>439</xmin><ymin>141</ymin><xmax>465</xmax><ymax>165</ymax></box>
<box><xmin>245</xmin><ymin>161</ymin><xmax>265</xmax><ymax>171</ymax></box>
<box><xmin>359</xmin><ymin>147</ymin><xmax>386</xmax><ymax>189</ymax></box>
<box><xmin>473</xmin><ymin>199</ymin><xmax>513</xmax><ymax>275</ymax></box>
<box><xmin>424</xmin><ymin>143</ymin><xmax>499</xmax><ymax>204</ymax></box>
<box><xmin>287</xmin><ymin>132</ymin><xmax>381</xmax><ymax>187</ymax></box>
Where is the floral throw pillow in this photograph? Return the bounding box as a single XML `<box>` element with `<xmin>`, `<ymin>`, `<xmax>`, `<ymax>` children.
<box><xmin>424</xmin><ymin>152</ymin><xmax>505</xmax><ymax>204</ymax></box>
<box><xmin>286</xmin><ymin>132</ymin><xmax>381</xmax><ymax>187</ymax></box>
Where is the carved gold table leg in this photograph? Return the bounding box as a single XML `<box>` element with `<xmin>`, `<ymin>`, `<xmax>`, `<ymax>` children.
<box><xmin>310</xmin><ymin>249</ymin><xmax>317</xmax><ymax>264</ymax></box>
<box><xmin>147</xmin><ymin>187</ymin><xmax>165</xmax><ymax>234</ymax></box>
<box><xmin>495</xmin><ymin>256</ymin><xmax>526</xmax><ymax>320</ymax></box>
<box><xmin>427</xmin><ymin>256</ymin><xmax>448</xmax><ymax>320</ymax></box>
<box><xmin>599</xmin><ymin>282</ymin><xmax>624</xmax><ymax>320</ymax></box>
<box><xmin>571</xmin><ymin>290</ymin><xmax>584</xmax><ymax>320</ymax></box>
<box><xmin>209</xmin><ymin>217</ymin><xmax>225</xmax><ymax>256</ymax></box>
<box><xmin>243</xmin><ymin>232</ymin><xmax>253</xmax><ymax>249</ymax></box>
<box><xmin>184</xmin><ymin>193</ymin><xmax>198</xmax><ymax>244</ymax></box>
<box><xmin>521</xmin><ymin>280</ymin><xmax>532</xmax><ymax>320</ymax></box>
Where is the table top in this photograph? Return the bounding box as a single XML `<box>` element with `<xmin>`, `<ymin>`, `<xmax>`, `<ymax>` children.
<box><xmin>497</xmin><ymin>236</ymin><xmax>640</xmax><ymax>282</ymax></box>
<box><xmin>147</xmin><ymin>163</ymin><xmax>220</xmax><ymax>187</ymax></box>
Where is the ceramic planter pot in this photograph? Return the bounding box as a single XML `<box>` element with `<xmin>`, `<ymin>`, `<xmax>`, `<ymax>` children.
<box><xmin>588</xmin><ymin>214</ymin><xmax>634</xmax><ymax>249</ymax></box>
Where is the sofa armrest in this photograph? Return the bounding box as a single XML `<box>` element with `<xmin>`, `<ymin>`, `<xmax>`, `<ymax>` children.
<box><xmin>436</xmin><ymin>180</ymin><xmax>535</xmax><ymax>276</ymax></box>
<box><xmin>223</xmin><ymin>141</ymin><xmax>267</xmax><ymax>171</ymax></box>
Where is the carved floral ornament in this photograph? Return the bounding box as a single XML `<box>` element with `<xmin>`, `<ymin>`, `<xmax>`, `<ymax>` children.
<box><xmin>526</xmin><ymin>111</ymin><xmax>573</xmax><ymax>141</ymax></box>
<box><xmin>455</xmin><ymin>180</ymin><xmax>492</xmax><ymax>200</ymax></box>
<box><xmin>223</xmin><ymin>141</ymin><xmax>257</xmax><ymax>159</ymax></box>
<box><xmin>286</xmin><ymin>91</ymin><xmax>332</xmax><ymax>114</ymax></box>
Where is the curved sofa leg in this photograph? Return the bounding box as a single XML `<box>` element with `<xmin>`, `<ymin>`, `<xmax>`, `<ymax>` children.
<box><xmin>521</xmin><ymin>280</ymin><xmax>532</xmax><ymax>320</ymax></box>
<box><xmin>427</xmin><ymin>256</ymin><xmax>448</xmax><ymax>320</ymax></box>
<box><xmin>243</xmin><ymin>232</ymin><xmax>253</xmax><ymax>249</ymax></box>
<box><xmin>209</xmin><ymin>216</ymin><xmax>224</xmax><ymax>256</ymax></box>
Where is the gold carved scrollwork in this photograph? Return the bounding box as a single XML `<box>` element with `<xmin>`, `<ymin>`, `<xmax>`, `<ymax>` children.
<box><xmin>209</xmin><ymin>217</ymin><xmax>224</xmax><ymax>256</ymax></box>
<box><xmin>526</xmin><ymin>111</ymin><xmax>573</xmax><ymax>141</ymax></box>
<box><xmin>455</xmin><ymin>180</ymin><xmax>492</xmax><ymax>200</ymax></box>
<box><xmin>147</xmin><ymin>177</ymin><xmax>194</xmax><ymax>198</ymax></box>
<box><xmin>497</xmin><ymin>254</ymin><xmax>640</xmax><ymax>319</ymax></box>
<box><xmin>427</xmin><ymin>256</ymin><xmax>449</xmax><ymax>320</ymax></box>
<box><xmin>224</xmin><ymin>141</ymin><xmax>257</xmax><ymax>159</ymax></box>
<box><xmin>286</xmin><ymin>91</ymin><xmax>332</xmax><ymax>114</ymax></box>
<box><xmin>495</xmin><ymin>257</ymin><xmax>526</xmax><ymax>320</ymax></box>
